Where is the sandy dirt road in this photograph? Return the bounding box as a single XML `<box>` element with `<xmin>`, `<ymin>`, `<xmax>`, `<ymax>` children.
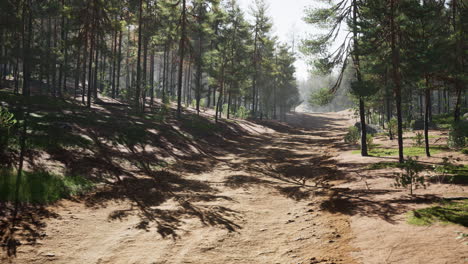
<box><xmin>4</xmin><ymin>111</ymin><xmax>467</xmax><ymax>264</ymax></box>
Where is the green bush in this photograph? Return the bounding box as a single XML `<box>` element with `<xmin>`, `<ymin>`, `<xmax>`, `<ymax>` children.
<box><xmin>387</xmin><ymin>118</ymin><xmax>397</xmax><ymax>140</ymax></box>
<box><xmin>235</xmin><ymin>106</ymin><xmax>250</xmax><ymax>119</ymax></box>
<box><xmin>394</xmin><ymin>156</ymin><xmax>425</xmax><ymax>195</ymax></box>
<box><xmin>448</xmin><ymin>122</ymin><xmax>467</xmax><ymax>148</ymax></box>
<box><xmin>0</xmin><ymin>106</ymin><xmax>17</xmax><ymax>151</ymax></box>
<box><xmin>413</xmin><ymin>132</ymin><xmax>424</xmax><ymax>147</ymax></box>
<box><xmin>222</xmin><ymin>103</ymin><xmax>229</xmax><ymax>117</ymax></box>
<box><xmin>0</xmin><ymin>168</ymin><xmax>93</xmax><ymax>204</ymax></box>
<box><xmin>433</xmin><ymin>156</ymin><xmax>457</xmax><ymax>183</ymax></box>
<box><xmin>366</xmin><ymin>134</ymin><xmax>374</xmax><ymax>150</ymax></box>
<box><xmin>344</xmin><ymin>126</ymin><xmax>360</xmax><ymax>144</ymax></box>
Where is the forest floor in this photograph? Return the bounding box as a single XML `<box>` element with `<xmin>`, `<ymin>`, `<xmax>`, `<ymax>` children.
<box><xmin>1</xmin><ymin>95</ymin><xmax>467</xmax><ymax>263</ymax></box>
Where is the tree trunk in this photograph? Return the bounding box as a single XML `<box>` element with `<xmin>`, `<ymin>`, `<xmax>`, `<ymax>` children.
<box><xmin>142</xmin><ymin>35</ymin><xmax>148</xmax><ymax>112</ymax></box>
<box><xmin>162</xmin><ymin>42</ymin><xmax>168</xmax><ymax>103</ymax></box>
<box><xmin>390</xmin><ymin>0</ymin><xmax>404</xmax><ymax>163</ymax></box>
<box><xmin>52</xmin><ymin>19</ymin><xmax>58</xmax><ymax>97</ymax></box>
<box><xmin>150</xmin><ymin>49</ymin><xmax>155</xmax><ymax>107</ymax></box>
<box><xmin>93</xmin><ymin>36</ymin><xmax>99</xmax><ymax>99</ymax></box>
<box><xmin>359</xmin><ymin>98</ymin><xmax>368</xmax><ymax>156</ymax></box>
<box><xmin>424</xmin><ymin>77</ymin><xmax>431</xmax><ymax>157</ymax></box>
<box><xmin>177</xmin><ymin>0</ymin><xmax>187</xmax><ymax>118</ymax></box>
<box><xmin>352</xmin><ymin>0</ymin><xmax>368</xmax><ymax>156</ymax></box>
<box><xmin>82</xmin><ymin>35</ymin><xmax>88</xmax><ymax>104</ymax></box>
<box><xmin>87</xmin><ymin>30</ymin><xmax>94</xmax><ymax>108</ymax></box>
<box><xmin>116</xmin><ymin>29</ymin><xmax>122</xmax><ymax>97</ymax></box>
<box><xmin>74</xmin><ymin>44</ymin><xmax>82</xmax><ymax>98</ymax></box>
<box><xmin>252</xmin><ymin>29</ymin><xmax>258</xmax><ymax>116</ymax></box>
<box><xmin>135</xmin><ymin>0</ymin><xmax>144</xmax><ymax>110</ymax></box>
<box><xmin>111</xmin><ymin>28</ymin><xmax>118</xmax><ymax>98</ymax></box>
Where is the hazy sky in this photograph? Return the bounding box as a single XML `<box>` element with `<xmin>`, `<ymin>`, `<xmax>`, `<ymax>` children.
<box><xmin>237</xmin><ymin>0</ymin><xmax>322</xmax><ymax>81</ymax></box>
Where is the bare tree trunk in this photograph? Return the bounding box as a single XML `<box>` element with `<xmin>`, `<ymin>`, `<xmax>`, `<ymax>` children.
<box><xmin>390</xmin><ymin>0</ymin><xmax>404</xmax><ymax>163</ymax></box>
<box><xmin>93</xmin><ymin>36</ymin><xmax>99</xmax><ymax>99</ymax></box>
<box><xmin>424</xmin><ymin>77</ymin><xmax>431</xmax><ymax>157</ymax></box>
<box><xmin>177</xmin><ymin>0</ymin><xmax>187</xmax><ymax>118</ymax></box>
<box><xmin>135</xmin><ymin>0</ymin><xmax>143</xmax><ymax>110</ymax></box>
<box><xmin>74</xmin><ymin>43</ymin><xmax>82</xmax><ymax>98</ymax></box>
<box><xmin>52</xmin><ymin>19</ymin><xmax>58</xmax><ymax>96</ymax></box>
<box><xmin>150</xmin><ymin>49</ymin><xmax>155</xmax><ymax>107</ymax></box>
<box><xmin>82</xmin><ymin>35</ymin><xmax>88</xmax><ymax>104</ymax></box>
<box><xmin>14</xmin><ymin>0</ymin><xmax>33</xmax><ymax>226</ymax></box>
<box><xmin>116</xmin><ymin>29</ymin><xmax>122</xmax><ymax>97</ymax></box>
<box><xmin>111</xmin><ymin>27</ymin><xmax>118</xmax><ymax>98</ymax></box>
<box><xmin>142</xmin><ymin>36</ymin><xmax>148</xmax><ymax>112</ymax></box>
<box><xmin>87</xmin><ymin>28</ymin><xmax>94</xmax><ymax>108</ymax></box>
<box><xmin>162</xmin><ymin>42</ymin><xmax>168</xmax><ymax>103</ymax></box>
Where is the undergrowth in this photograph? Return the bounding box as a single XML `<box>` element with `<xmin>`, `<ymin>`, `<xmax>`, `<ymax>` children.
<box><xmin>0</xmin><ymin>168</ymin><xmax>94</xmax><ymax>204</ymax></box>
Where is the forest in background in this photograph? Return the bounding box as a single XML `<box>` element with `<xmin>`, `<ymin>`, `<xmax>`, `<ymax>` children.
<box><xmin>0</xmin><ymin>0</ymin><xmax>301</xmax><ymax>121</ymax></box>
<box><xmin>303</xmin><ymin>0</ymin><xmax>467</xmax><ymax>160</ymax></box>
<box><xmin>0</xmin><ymin>0</ymin><xmax>467</xmax><ymax>262</ymax></box>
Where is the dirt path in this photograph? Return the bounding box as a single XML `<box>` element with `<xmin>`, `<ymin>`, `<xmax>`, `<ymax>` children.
<box><xmin>6</xmin><ymin>111</ymin><xmax>467</xmax><ymax>264</ymax></box>
<box><xmin>5</xmin><ymin>111</ymin><xmax>358</xmax><ymax>264</ymax></box>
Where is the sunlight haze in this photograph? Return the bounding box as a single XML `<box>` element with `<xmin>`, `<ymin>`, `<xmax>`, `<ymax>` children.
<box><xmin>238</xmin><ymin>0</ymin><xmax>318</xmax><ymax>81</ymax></box>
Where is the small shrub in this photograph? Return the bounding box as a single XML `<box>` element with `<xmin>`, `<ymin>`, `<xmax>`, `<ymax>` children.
<box><xmin>432</xmin><ymin>156</ymin><xmax>467</xmax><ymax>184</ymax></box>
<box><xmin>366</xmin><ymin>134</ymin><xmax>374</xmax><ymax>150</ymax></box>
<box><xmin>413</xmin><ymin>132</ymin><xmax>424</xmax><ymax>147</ymax></box>
<box><xmin>235</xmin><ymin>106</ymin><xmax>249</xmax><ymax>119</ymax></box>
<box><xmin>387</xmin><ymin>118</ymin><xmax>398</xmax><ymax>140</ymax></box>
<box><xmin>0</xmin><ymin>106</ymin><xmax>17</xmax><ymax>151</ymax></box>
<box><xmin>448</xmin><ymin>122</ymin><xmax>467</xmax><ymax>148</ymax></box>
<box><xmin>344</xmin><ymin>126</ymin><xmax>359</xmax><ymax>144</ymax></box>
<box><xmin>433</xmin><ymin>156</ymin><xmax>457</xmax><ymax>183</ymax></box>
<box><xmin>394</xmin><ymin>156</ymin><xmax>425</xmax><ymax>195</ymax></box>
<box><xmin>222</xmin><ymin>103</ymin><xmax>229</xmax><ymax>117</ymax></box>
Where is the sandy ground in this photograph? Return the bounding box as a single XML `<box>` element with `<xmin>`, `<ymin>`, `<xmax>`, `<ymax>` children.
<box><xmin>2</xmin><ymin>111</ymin><xmax>467</xmax><ymax>264</ymax></box>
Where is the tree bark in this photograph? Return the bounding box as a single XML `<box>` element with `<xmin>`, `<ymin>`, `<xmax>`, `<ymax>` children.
<box><xmin>135</xmin><ymin>0</ymin><xmax>144</xmax><ymax>110</ymax></box>
<box><xmin>150</xmin><ymin>49</ymin><xmax>155</xmax><ymax>107</ymax></box>
<box><xmin>177</xmin><ymin>0</ymin><xmax>187</xmax><ymax>118</ymax></box>
<box><xmin>390</xmin><ymin>0</ymin><xmax>404</xmax><ymax>163</ymax></box>
<box><xmin>424</xmin><ymin>77</ymin><xmax>431</xmax><ymax>157</ymax></box>
<box><xmin>116</xmin><ymin>29</ymin><xmax>122</xmax><ymax>97</ymax></box>
<box><xmin>111</xmin><ymin>27</ymin><xmax>118</xmax><ymax>98</ymax></box>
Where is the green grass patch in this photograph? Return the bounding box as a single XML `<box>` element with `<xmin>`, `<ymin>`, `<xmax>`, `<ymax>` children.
<box><xmin>0</xmin><ymin>168</ymin><xmax>94</xmax><ymax>204</ymax></box>
<box><xmin>366</xmin><ymin>162</ymin><xmax>401</xmax><ymax>170</ymax></box>
<box><xmin>407</xmin><ymin>199</ymin><xmax>468</xmax><ymax>227</ymax></box>
<box><xmin>352</xmin><ymin>146</ymin><xmax>447</xmax><ymax>157</ymax></box>
<box><xmin>405</xmin><ymin>135</ymin><xmax>439</xmax><ymax>140</ymax></box>
<box><xmin>462</xmin><ymin>148</ymin><xmax>468</xmax><ymax>155</ymax></box>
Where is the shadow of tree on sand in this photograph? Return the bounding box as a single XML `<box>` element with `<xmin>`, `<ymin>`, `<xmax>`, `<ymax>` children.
<box><xmin>319</xmin><ymin>189</ymin><xmax>441</xmax><ymax>224</ymax></box>
<box><xmin>84</xmin><ymin>170</ymin><xmax>241</xmax><ymax>240</ymax></box>
<box><xmin>0</xmin><ymin>205</ymin><xmax>59</xmax><ymax>257</ymax></box>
